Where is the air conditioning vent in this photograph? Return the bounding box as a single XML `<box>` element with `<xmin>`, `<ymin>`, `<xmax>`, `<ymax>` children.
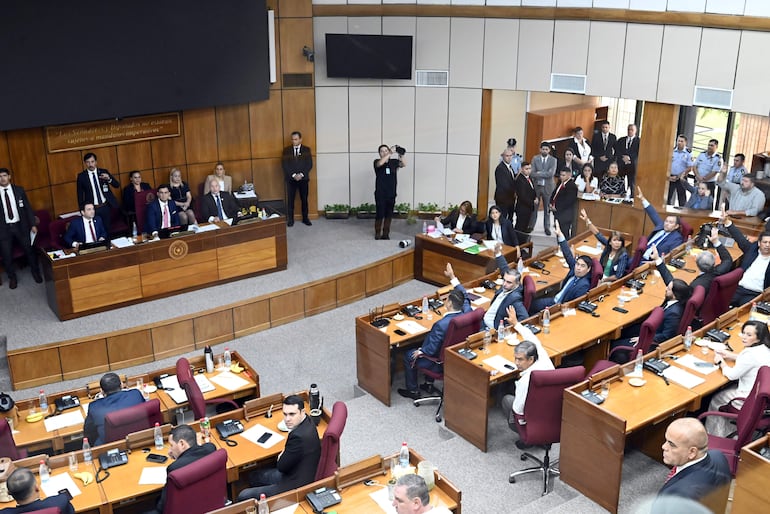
<box><xmin>416</xmin><ymin>70</ymin><xmax>448</xmax><ymax>87</ymax></box>
<box><xmin>693</xmin><ymin>86</ymin><xmax>733</xmax><ymax>110</ymax></box>
<box><xmin>550</xmin><ymin>73</ymin><xmax>587</xmax><ymax>94</ymax></box>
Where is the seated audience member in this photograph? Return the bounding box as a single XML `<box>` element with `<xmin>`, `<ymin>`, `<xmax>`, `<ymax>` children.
<box><xmin>83</xmin><ymin>372</ymin><xmax>144</xmax><ymax>446</ymax></box>
<box><xmin>655</xmin><ymin>418</ymin><xmax>731</xmax><ymax>511</ymax></box>
<box><xmin>3</xmin><ymin>467</ymin><xmax>75</xmax><ymax>514</ymax></box>
<box><xmin>485</xmin><ymin>205</ymin><xmax>518</xmax><ymax>247</ymax></box>
<box><xmin>483</xmin><ymin>243</ymin><xmax>530</xmax><ymax>330</ymax></box>
<box><xmin>237</xmin><ymin>395</ymin><xmax>321</xmax><ymax>501</ymax></box>
<box><xmin>637</xmin><ymin>187</ymin><xmax>684</xmax><ymax>261</ymax></box>
<box><xmin>392</xmin><ymin>474</ymin><xmax>452</xmax><ymax>514</ymax></box>
<box><xmin>500</xmin><ymin>307</ymin><xmax>554</xmax><ymax>439</ymax></box>
<box><xmin>722</xmin><ymin>212</ymin><xmax>770</xmax><ymax>306</ymax></box>
<box><xmin>718</xmin><ymin>172</ymin><xmax>766</xmax><ymax>217</ymax></box>
<box><xmin>704</xmin><ymin>320</ymin><xmax>770</xmax><ymax>436</ymax></box>
<box><xmin>398</xmin><ymin>264</ymin><xmax>471</xmax><ymax>400</ymax></box>
<box><xmin>169</xmin><ymin>168</ymin><xmax>197</xmax><ymax>226</ymax></box>
<box><xmin>529</xmin><ymin>222</ymin><xmax>592</xmax><ymax>314</ymax></box>
<box><xmin>145</xmin><ymin>184</ymin><xmax>180</xmax><ymax>236</ymax></box>
<box><xmin>63</xmin><ymin>202</ymin><xmax>107</xmax><ymax>248</ymax></box>
<box><xmin>650</xmin><ymin>227</ymin><xmax>732</xmax><ymax>293</ymax></box>
<box><xmin>575</xmin><ymin>164</ymin><xmax>598</xmax><ymax>194</ymax></box>
<box><xmin>153</xmin><ymin>424</ymin><xmax>217</xmax><ymax>513</ymax></box>
<box><xmin>560</xmin><ymin>148</ymin><xmax>581</xmax><ymax>177</ymax></box>
<box><xmin>121</xmin><ymin>170</ymin><xmax>152</xmax><ymax>222</ymax></box>
<box><xmin>609</xmin><ymin>271</ymin><xmax>691</xmax><ymax>362</ymax></box>
<box><xmin>201</xmin><ymin>177</ymin><xmax>241</xmax><ymax>222</ymax></box>
<box><xmin>203</xmin><ymin>162</ymin><xmax>232</xmax><ymax>195</ymax></box>
<box><xmin>579</xmin><ymin>209</ymin><xmax>628</xmax><ymax>282</ymax></box>
<box><xmin>436</xmin><ymin>200</ymin><xmax>478</xmax><ymax>234</ymax></box>
<box><xmin>681</xmin><ymin>180</ymin><xmax>715</xmax><ymax>210</ymax></box>
<box><xmin>598</xmin><ymin>162</ymin><xmax>626</xmax><ymax>198</ymax></box>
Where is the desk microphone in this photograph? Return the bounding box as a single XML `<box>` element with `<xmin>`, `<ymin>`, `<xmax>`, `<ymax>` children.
<box><xmin>265</xmin><ymin>404</ymin><xmax>273</xmax><ymax>418</ymax></box>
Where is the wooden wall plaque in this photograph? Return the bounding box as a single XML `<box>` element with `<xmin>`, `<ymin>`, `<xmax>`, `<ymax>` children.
<box><xmin>45</xmin><ymin>113</ymin><xmax>181</xmax><ymax>152</ymax></box>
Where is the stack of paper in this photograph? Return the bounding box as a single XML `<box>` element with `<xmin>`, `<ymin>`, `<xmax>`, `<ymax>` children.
<box><xmin>662</xmin><ymin>366</ymin><xmax>706</xmax><ymax>389</ymax></box>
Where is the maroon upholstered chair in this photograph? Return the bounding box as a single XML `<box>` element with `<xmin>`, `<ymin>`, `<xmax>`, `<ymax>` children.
<box><xmin>608</xmin><ymin>306</ymin><xmax>665</xmax><ymax>364</ymax></box>
<box><xmin>413</xmin><ymin>308</ymin><xmax>486</xmax><ymax>422</ymax></box>
<box><xmin>699</xmin><ymin>366</ymin><xmax>770</xmax><ymax>475</ymax></box>
<box><xmin>700</xmin><ymin>268</ymin><xmax>744</xmax><ymax>326</ymax></box>
<box><xmin>585</xmin><ymin>360</ymin><xmax>616</xmax><ymax>380</ymax></box>
<box><xmin>103</xmin><ymin>399</ymin><xmax>163</xmax><ymax>443</ymax></box>
<box><xmin>678</xmin><ymin>285</ymin><xmax>706</xmax><ymax>334</ymax></box>
<box><xmin>628</xmin><ymin>236</ymin><xmax>648</xmax><ymax>271</ymax></box>
<box><xmin>48</xmin><ymin>219</ymin><xmax>69</xmax><ymax>251</ymax></box>
<box><xmin>164</xmin><ymin>448</ymin><xmax>228</xmax><ymax>514</ymax></box>
<box><xmin>509</xmin><ymin>366</ymin><xmax>585</xmax><ymax>495</ymax></box>
<box><xmin>134</xmin><ymin>189</ymin><xmax>156</xmax><ymax>234</ymax></box>
<box><xmin>590</xmin><ymin>258</ymin><xmax>602</xmax><ymax>288</ymax></box>
<box><xmin>314</xmin><ymin>401</ymin><xmax>348</xmax><ymax>481</ymax></box>
<box><xmin>679</xmin><ymin>219</ymin><xmax>693</xmax><ymax>240</ymax></box>
<box><xmin>522</xmin><ymin>275</ymin><xmax>536</xmax><ymax>312</ymax></box>
<box><xmin>0</xmin><ymin>418</ymin><xmax>27</xmax><ymax>460</ymax></box>
<box><xmin>32</xmin><ymin>210</ymin><xmax>52</xmax><ymax>250</ymax></box>
<box><xmin>175</xmin><ymin>358</ymin><xmax>238</xmax><ymax>419</ymax></box>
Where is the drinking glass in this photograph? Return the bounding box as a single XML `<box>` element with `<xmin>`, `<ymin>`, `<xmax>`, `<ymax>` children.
<box><xmin>600</xmin><ymin>381</ymin><xmax>610</xmax><ymax>399</ymax></box>
<box><xmin>68</xmin><ymin>452</ymin><xmax>78</xmax><ymax>473</ymax></box>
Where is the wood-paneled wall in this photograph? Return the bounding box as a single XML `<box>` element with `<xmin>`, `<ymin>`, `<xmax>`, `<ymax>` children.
<box><xmin>0</xmin><ymin>0</ymin><xmax>317</xmax><ymax>220</ymax></box>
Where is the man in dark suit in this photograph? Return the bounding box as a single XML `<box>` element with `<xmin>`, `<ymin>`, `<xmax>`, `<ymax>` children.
<box><xmin>723</xmin><ymin>212</ymin><xmax>770</xmax><ymax>306</ymax></box>
<box><xmin>398</xmin><ymin>263</ymin><xmax>471</xmax><ymax>399</ymax></box>
<box><xmin>83</xmin><ymin>372</ymin><xmax>145</xmax><ymax>446</ymax></box>
<box><xmin>144</xmin><ymin>184</ymin><xmax>180</xmax><ymax>236</ymax></box>
<box><xmin>0</xmin><ymin>168</ymin><xmax>42</xmax><ymax>289</ymax></box>
<box><xmin>549</xmin><ymin>169</ymin><xmax>578</xmax><ymax>239</ymax></box>
<box><xmin>590</xmin><ymin>120</ymin><xmax>616</xmax><ymax>180</ymax></box>
<box><xmin>531</xmin><ymin>142</ymin><xmax>558</xmax><ymax>235</ymax></box>
<box><xmin>614</xmin><ymin>123</ymin><xmax>640</xmax><ymax>193</ymax></box>
<box><xmin>3</xmin><ymin>467</ymin><xmax>75</xmax><ymax>514</ymax></box>
<box><xmin>655</xmin><ymin>418</ymin><xmax>731</xmax><ymax>513</ymax></box>
<box><xmin>237</xmin><ymin>395</ymin><xmax>321</xmax><ymax>501</ymax></box>
<box><xmin>282</xmin><ymin>131</ymin><xmax>313</xmax><ymax>227</ymax></box>
<box><xmin>652</xmin><ymin>227</ymin><xmax>732</xmax><ymax>294</ymax></box>
<box><xmin>200</xmin><ymin>177</ymin><xmax>241</xmax><ymax>222</ymax></box>
<box><xmin>75</xmin><ymin>152</ymin><xmax>120</xmax><ymax>237</ymax></box>
<box><xmin>63</xmin><ymin>203</ymin><xmax>107</xmax><ymax>248</ymax></box>
<box><xmin>513</xmin><ymin>161</ymin><xmax>537</xmax><ymax>244</ymax></box>
<box><xmin>494</xmin><ymin>147</ymin><xmax>517</xmax><ymax>221</ymax></box>
<box><xmin>154</xmin><ymin>424</ymin><xmax>218</xmax><ymax>513</ymax></box>
<box><xmin>485</xmin><ymin>244</ymin><xmax>530</xmax><ymax>329</ymax></box>
<box><xmin>637</xmin><ymin>187</ymin><xmax>684</xmax><ymax>261</ymax></box>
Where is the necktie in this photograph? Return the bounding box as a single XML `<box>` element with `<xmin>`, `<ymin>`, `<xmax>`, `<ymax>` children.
<box><xmin>626</xmin><ymin>137</ymin><xmax>631</xmax><ymax>150</ymax></box>
<box><xmin>509</xmin><ymin>164</ymin><xmax>514</xmax><ymax>178</ymax></box>
<box><xmin>162</xmin><ymin>205</ymin><xmax>170</xmax><ymax>228</ymax></box>
<box><xmin>89</xmin><ymin>220</ymin><xmax>96</xmax><ymax>241</ymax></box>
<box><xmin>664</xmin><ymin>466</ymin><xmax>677</xmax><ymax>483</ymax></box>
<box><xmin>295</xmin><ymin>147</ymin><xmax>299</xmax><ymax>157</ymax></box>
<box><xmin>555</xmin><ymin>276</ymin><xmax>576</xmax><ymax>304</ymax></box>
<box><xmin>92</xmin><ymin>172</ymin><xmax>104</xmax><ymax>204</ymax></box>
<box><xmin>3</xmin><ymin>188</ymin><xmax>13</xmax><ymax>221</ymax></box>
<box><xmin>603</xmin><ymin>135</ymin><xmax>607</xmax><ymax>149</ymax></box>
<box><xmin>216</xmin><ymin>195</ymin><xmax>224</xmax><ymax>219</ymax></box>
<box><xmin>527</xmin><ymin>177</ymin><xmax>533</xmax><ymax>189</ymax></box>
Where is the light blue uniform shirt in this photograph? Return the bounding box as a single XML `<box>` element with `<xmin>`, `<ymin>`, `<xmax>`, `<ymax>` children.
<box><xmin>670</xmin><ymin>147</ymin><xmax>692</xmax><ymax>176</ymax></box>
<box><xmin>695</xmin><ymin>151</ymin><xmax>722</xmax><ymax>183</ymax></box>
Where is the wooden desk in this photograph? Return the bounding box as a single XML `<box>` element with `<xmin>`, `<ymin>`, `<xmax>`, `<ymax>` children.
<box><xmin>732</xmin><ymin>434</ymin><xmax>770</xmax><ymax>514</ymax></box>
<box><xmin>43</xmin><ymin>217</ymin><xmax>288</xmax><ymax>320</ymax></box>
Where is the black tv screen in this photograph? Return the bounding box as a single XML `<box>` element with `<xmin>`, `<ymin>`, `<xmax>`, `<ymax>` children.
<box><xmin>325</xmin><ymin>34</ymin><xmax>412</xmax><ymax>80</ymax></box>
<box><xmin>0</xmin><ymin>0</ymin><xmax>270</xmax><ymax>131</ymax></box>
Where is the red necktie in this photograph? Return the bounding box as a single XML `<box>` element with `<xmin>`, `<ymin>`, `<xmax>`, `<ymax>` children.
<box><xmin>3</xmin><ymin>188</ymin><xmax>13</xmax><ymax>221</ymax></box>
<box><xmin>527</xmin><ymin>177</ymin><xmax>533</xmax><ymax>189</ymax></box>
<box><xmin>664</xmin><ymin>466</ymin><xmax>677</xmax><ymax>483</ymax></box>
<box><xmin>163</xmin><ymin>205</ymin><xmax>170</xmax><ymax>228</ymax></box>
<box><xmin>89</xmin><ymin>220</ymin><xmax>96</xmax><ymax>241</ymax></box>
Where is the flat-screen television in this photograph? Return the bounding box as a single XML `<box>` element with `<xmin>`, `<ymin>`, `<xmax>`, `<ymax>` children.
<box><xmin>0</xmin><ymin>0</ymin><xmax>270</xmax><ymax>131</ymax></box>
<box><xmin>325</xmin><ymin>34</ymin><xmax>412</xmax><ymax>80</ymax></box>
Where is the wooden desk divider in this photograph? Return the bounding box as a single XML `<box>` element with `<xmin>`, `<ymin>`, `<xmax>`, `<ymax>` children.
<box><xmin>125</xmin><ymin>424</ymin><xmax>173</xmax><ymax>449</ymax></box>
<box><xmin>86</xmin><ymin>374</ymin><xmax>128</xmax><ymax>398</ymax></box>
<box><xmin>732</xmin><ymin>434</ymin><xmax>770</xmax><ymax>513</ymax></box>
<box><xmin>243</xmin><ymin>392</ymin><xmax>283</xmax><ymax>420</ymax></box>
<box><xmin>335</xmin><ymin>454</ymin><xmax>384</xmax><ymax>489</ymax></box>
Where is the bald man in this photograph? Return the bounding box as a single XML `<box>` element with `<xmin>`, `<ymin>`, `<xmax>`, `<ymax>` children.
<box><xmin>655</xmin><ymin>418</ymin><xmax>731</xmax><ymax>512</ymax></box>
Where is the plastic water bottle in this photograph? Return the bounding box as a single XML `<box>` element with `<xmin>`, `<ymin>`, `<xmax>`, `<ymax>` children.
<box><xmin>38</xmin><ymin>390</ymin><xmax>48</xmax><ymax>413</ymax></box>
<box><xmin>483</xmin><ymin>327</ymin><xmax>492</xmax><ymax>353</ymax></box>
<box><xmin>154</xmin><ymin>422</ymin><xmax>164</xmax><ymax>450</ymax></box>
<box><xmin>258</xmin><ymin>493</ymin><xmax>270</xmax><ymax>514</ymax></box>
<box><xmin>399</xmin><ymin>442</ymin><xmax>409</xmax><ymax>468</ymax></box>
<box><xmin>750</xmin><ymin>302</ymin><xmax>758</xmax><ymax>321</ymax></box>
<box><xmin>497</xmin><ymin>321</ymin><xmax>505</xmax><ymax>343</ymax></box>
<box><xmin>685</xmin><ymin>235</ymin><xmax>693</xmax><ymax>253</ymax></box>
<box><xmin>517</xmin><ymin>257</ymin><xmax>524</xmax><ymax>273</ymax></box>
<box><xmin>223</xmin><ymin>347</ymin><xmax>232</xmax><ymax>368</ymax></box>
<box><xmin>132</xmin><ymin>222</ymin><xmax>138</xmax><ymax>239</ymax></box>
<box><xmin>421</xmin><ymin>296</ymin><xmax>429</xmax><ymax>314</ymax></box>
<box><xmin>200</xmin><ymin>417</ymin><xmax>211</xmax><ymax>443</ymax></box>
<box><xmin>422</xmin><ymin>221</ymin><xmax>427</xmax><ymax>234</ymax></box>
<box><xmin>204</xmin><ymin>345</ymin><xmax>214</xmax><ymax>373</ymax></box>
<box><xmin>634</xmin><ymin>349</ymin><xmax>644</xmax><ymax>377</ymax></box>
<box><xmin>82</xmin><ymin>438</ymin><xmax>92</xmax><ymax>464</ymax></box>
<box><xmin>684</xmin><ymin>326</ymin><xmax>693</xmax><ymax>351</ymax></box>
<box><xmin>39</xmin><ymin>460</ymin><xmax>49</xmax><ymax>483</ymax></box>
<box><xmin>542</xmin><ymin>309</ymin><xmax>550</xmax><ymax>334</ymax></box>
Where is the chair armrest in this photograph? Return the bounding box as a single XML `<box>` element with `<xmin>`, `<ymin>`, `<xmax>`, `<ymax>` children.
<box><xmin>205</xmin><ymin>398</ymin><xmax>239</xmax><ymax>410</ymax></box>
<box><xmin>697</xmin><ymin>410</ymin><xmax>738</xmax><ymax>422</ymax></box>
<box><xmin>607</xmin><ymin>345</ymin><xmax>637</xmax><ymax>359</ymax></box>
<box><xmin>419</xmin><ymin>355</ymin><xmax>442</xmax><ymax>365</ymax></box>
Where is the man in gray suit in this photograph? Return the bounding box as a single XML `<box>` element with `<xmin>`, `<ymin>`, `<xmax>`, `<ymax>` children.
<box><xmin>531</xmin><ymin>142</ymin><xmax>557</xmax><ymax>235</ymax></box>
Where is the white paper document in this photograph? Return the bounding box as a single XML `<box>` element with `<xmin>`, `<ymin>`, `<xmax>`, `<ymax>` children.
<box><xmin>195</xmin><ymin>223</ymin><xmax>220</xmax><ymax>233</ymax></box>
<box><xmin>234</xmin><ymin>190</ymin><xmax>257</xmax><ymax>198</ymax></box>
<box><xmin>453</xmin><ymin>239</ymin><xmax>475</xmax><ymax>249</ymax></box>
<box><xmin>43</xmin><ymin>410</ymin><xmax>84</xmax><ymax>432</ymax></box>
<box><xmin>139</xmin><ymin>467</ymin><xmax>169</xmax><ymax>485</ymax></box>
<box><xmin>271</xmin><ymin>504</ymin><xmax>300</xmax><ymax>514</ymax></box>
<box><xmin>483</xmin><ymin>355</ymin><xmax>517</xmax><ymax>374</ymax></box>
<box><xmin>111</xmin><ymin>236</ymin><xmax>134</xmax><ymax>248</ymax></box>
<box><xmin>162</xmin><ymin>374</ymin><xmax>215</xmax><ymax>404</ymax></box>
<box><xmin>675</xmin><ymin>354</ymin><xmax>719</xmax><ymax>375</ymax></box>
<box><xmin>369</xmin><ymin>486</ymin><xmax>397</xmax><ymax>513</ymax></box>
<box><xmin>210</xmin><ymin>371</ymin><xmax>249</xmax><ymax>391</ymax></box>
<box><xmin>41</xmin><ymin>473</ymin><xmax>81</xmax><ymax>498</ymax></box>
<box><xmin>240</xmin><ymin>424</ymin><xmax>284</xmax><ymax>449</ymax></box>
<box><xmin>662</xmin><ymin>366</ymin><xmax>706</xmax><ymax>389</ymax></box>
<box><xmin>471</xmin><ymin>296</ymin><xmax>490</xmax><ymax>306</ymax></box>
<box><xmin>396</xmin><ymin>320</ymin><xmax>427</xmax><ymax>335</ymax></box>
<box><xmin>576</xmin><ymin>244</ymin><xmax>602</xmax><ymax>256</ymax></box>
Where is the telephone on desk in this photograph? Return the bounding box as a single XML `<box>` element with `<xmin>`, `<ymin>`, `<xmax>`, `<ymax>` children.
<box><xmin>216</xmin><ymin>419</ymin><xmax>244</xmax><ymax>439</ymax></box>
<box><xmin>99</xmin><ymin>449</ymin><xmax>128</xmax><ymax>469</ymax></box>
<box><xmin>54</xmin><ymin>395</ymin><xmax>80</xmax><ymax>412</ymax></box>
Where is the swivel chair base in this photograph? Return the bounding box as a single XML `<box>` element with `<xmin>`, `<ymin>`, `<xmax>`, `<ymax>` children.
<box><xmin>509</xmin><ymin>443</ymin><xmax>559</xmax><ymax>496</ymax></box>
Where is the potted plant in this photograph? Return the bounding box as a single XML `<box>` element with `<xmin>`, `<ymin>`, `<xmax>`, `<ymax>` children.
<box><xmin>356</xmin><ymin>202</ymin><xmax>377</xmax><ymax>219</ymax></box>
<box><xmin>416</xmin><ymin>202</ymin><xmax>441</xmax><ymax>220</ymax></box>
<box><xmin>324</xmin><ymin>204</ymin><xmax>350</xmax><ymax>219</ymax></box>
<box><xmin>393</xmin><ymin>203</ymin><xmax>411</xmax><ymax>219</ymax></box>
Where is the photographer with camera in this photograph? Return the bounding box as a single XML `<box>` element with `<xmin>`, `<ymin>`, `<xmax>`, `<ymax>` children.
<box><xmin>373</xmin><ymin>144</ymin><xmax>407</xmax><ymax>240</ymax></box>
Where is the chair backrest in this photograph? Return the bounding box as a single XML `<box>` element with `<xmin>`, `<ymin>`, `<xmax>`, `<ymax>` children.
<box><xmin>175</xmin><ymin>358</ymin><xmax>206</xmax><ymax>419</ymax></box>
<box><xmin>164</xmin><ymin>448</ymin><xmax>228</xmax><ymax>514</ymax></box>
<box><xmin>679</xmin><ymin>219</ymin><xmax>693</xmax><ymax>240</ymax></box>
<box><xmin>638</xmin><ymin>307</ymin><xmax>665</xmax><ymax>352</ymax></box>
<box><xmin>516</xmin><ymin>366</ymin><xmax>585</xmax><ymax>446</ymax></box>
<box><xmin>438</xmin><ymin>309</ymin><xmax>486</xmax><ymax>362</ymax></box>
<box><xmin>33</xmin><ymin>209</ymin><xmax>52</xmax><ymax>248</ymax></box>
<box><xmin>48</xmin><ymin>219</ymin><xmax>69</xmax><ymax>250</ymax></box>
<box><xmin>590</xmin><ymin>258</ymin><xmax>603</xmax><ymax>288</ymax></box>
<box><xmin>522</xmin><ymin>275</ymin><xmax>536</xmax><ymax>312</ymax></box>
<box><xmin>134</xmin><ymin>189</ymin><xmax>156</xmax><ymax>233</ymax></box>
<box><xmin>700</xmin><ymin>268</ymin><xmax>744</xmax><ymax>325</ymax></box>
<box><xmin>315</xmin><ymin>401</ymin><xmax>348</xmax><ymax>481</ymax></box>
<box><xmin>734</xmin><ymin>366</ymin><xmax>770</xmax><ymax>452</ymax></box>
<box><xmin>629</xmin><ymin>236</ymin><xmax>648</xmax><ymax>271</ymax></box>
<box><xmin>0</xmin><ymin>418</ymin><xmax>24</xmax><ymax>460</ymax></box>
<box><xmin>678</xmin><ymin>285</ymin><xmax>706</xmax><ymax>335</ymax></box>
<box><xmin>104</xmin><ymin>399</ymin><xmax>163</xmax><ymax>443</ymax></box>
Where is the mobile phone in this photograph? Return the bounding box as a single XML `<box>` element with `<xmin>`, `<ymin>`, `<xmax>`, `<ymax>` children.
<box><xmin>58</xmin><ymin>489</ymin><xmax>73</xmax><ymax>501</ymax></box>
<box><xmin>612</xmin><ymin>307</ymin><xmax>629</xmax><ymax>314</ymax></box>
<box><xmin>394</xmin><ymin>329</ymin><xmax>407</xmax><ymax>336</ymax></box>
<box><xmin>257</xmin><ymin>432</ymin><xmax>272</xmax><ymax>444</ymax></box>
<box><xmin>146</xmin><ymin>453</ymin><xmax>168</xmax><ymax>463</ymax></box>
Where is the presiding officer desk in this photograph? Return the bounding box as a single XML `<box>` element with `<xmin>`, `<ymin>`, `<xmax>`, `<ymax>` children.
<box><xmin>42</xmin><ymin>216</ymin><xmax>288</xmax><ymax>320</ymax></box>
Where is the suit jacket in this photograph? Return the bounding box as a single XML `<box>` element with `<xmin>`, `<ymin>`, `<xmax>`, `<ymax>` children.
<box><xmin>655</xmin><ymin>450</ymin><xmax>731</xmax><ymax>512</ymax></box>
<box><xmin>121</xmin><ymin>182</ymin><xmax>152</xmax><ymax>213</ymax></box>
<box><xmin>200</xmin><ymin>191</ymin><xmax>241</xmax><ymax>221</ymax></box>
<box><xmin>0</xmin><ymin>185</ymin><xmax>36</xmax><ymax>240</ymax></box>
<box><xmin>494</xmin><ymin>161</ymin><xmax>517</xmax><ymax>206</ymax></box>
<box><xmin>76</xmin><ymin>168</ymin><xmax>119</xmax><ymax>208</ymax></box>
<box><xmin>2</xmin><ymin>494</ymin><xmax>75</xmax><ymax>514</ymax></box>
<box><xmin>657</xmin><ymin>243</ymin><xmax>732</xmax><ymax>293</ymax></box>
<box><xmin>440</xmin><ymin>209</ymin><xmax>479</xmax><ymax>234</ymax></box>
<box><xmin>203</xmin><ymin>175</ymin><xmax>233</xmax><ymax>195</ymax></box>
<box><xmin>530</xmin><ymin>154</ymin><xmax>557</xmax><ymax>185</ymax></box>
<box><xmin>145</xmin><ymin>200</ymin><xmax>181</xmax><ymax>233</ymax></box>
<box><xmin>556</xmin><ymin>239</ymin><xmax>592</xmax><ymax>303</ymax></box>
<box><xmin>614</xmin><ymin>136</ymin><xmax>640</xmax><ymax>172</ymax></box>
<box><xmin>594</xmin><ymin>232</ymin><xmax>629</xmax><ymax>279</ymax></box>
<box><xmin>275</xmin><ymin>415</ymin><xmax>321</xmax><ymax>491</ymax></box>
<box><xmin>513</xmin><ymin>174</ymin><xmax>537</xmax><ymax>217</ymax></box>
<box><xmin>550</xmin><ymin>179</ymin><xmax>578</xmax><ymax>217</ymax></box>
<box><xmin>590</xmin><ymin>131</ymin><xmax>616</xmax><ymax>172</ymax></box>
<box><xmin>83</xmin><ymin>389</ymin><xmax>145</xmax><ymax>445</ymax></box>
<box><xmin>655</xmin><ymin>301</ymin><xmax>685</xmax><ymax>343</ymax></box>
<box><xmin>156</xmin><ymin>442</ymin><xmax>217</xmax><ymax>512</ymax></box>
<box><xmin>485</xmin><ymin>218</ymin><xmax>519</xmax><ymax>247</ymax></box>
<box><xmin>645</xmin><ymin>204</ymin><xmax>684</xmax><ymax>257</ymax></box>
<box><xmin>63</xmin><ymin>216</ymin><xmax>107</xmax><ymax>247</ymax></box>
<box><xmin>421</xmin><ymin>286</ymin><xmax>472</xmax><ymax>357</ymax></box>
<box><xmin>491</xmin><ymin>254</ymin><xmax>530</xmax><ymax>327</ymax></box>
<box><xmin>727</xmin><ymin>222</ymin><xmax>770</xmax><ymax>290</ymax></box>
<box><xmin>282</xmin><ymin>145</ymin><xmax>313</xmax><ymax>182</ymax></box>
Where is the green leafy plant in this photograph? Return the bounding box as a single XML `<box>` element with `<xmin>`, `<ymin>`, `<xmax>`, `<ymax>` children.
<box><xmin>417</xmin><ymin>202</ymin><xmax>440</xmax><ymax>212</ymax></box>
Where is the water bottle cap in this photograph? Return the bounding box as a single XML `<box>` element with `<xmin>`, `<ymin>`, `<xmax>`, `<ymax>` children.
<box><xmin>311</xmin><ymin>383</ymin><xmax>317</xmax><ymax>388</ymax></box>
<box><xmin>83</xmin><ymin>438</ymin><xmax>89</xmax><ymax>442</ymax></box>
<box><xmin>155</xmin><ymin>422</ymin><xmax>160</xmax><ymax>426</ymax></box>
